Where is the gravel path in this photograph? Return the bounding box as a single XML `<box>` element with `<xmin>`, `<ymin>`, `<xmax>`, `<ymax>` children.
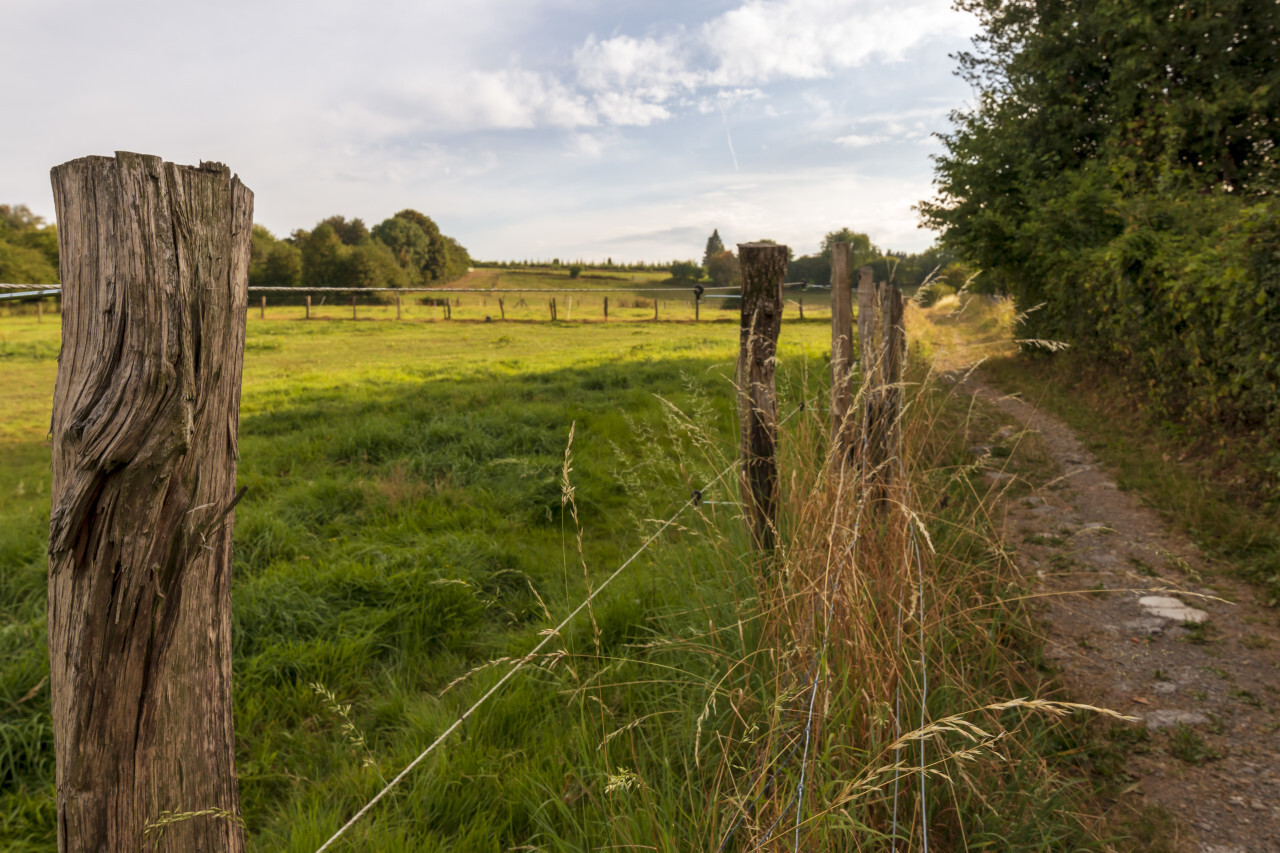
<box><xmin>963</xmin><ymin>379</ymin><xmax>1280</xmax><ymax>853</ymax></box>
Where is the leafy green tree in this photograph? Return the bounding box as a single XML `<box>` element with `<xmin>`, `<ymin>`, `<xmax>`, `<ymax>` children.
<box><xmin>921</xmin><ymin>0</ymin><xmax>1280</xmax><ymax>453</ymax></box>
<box><xmin>347</xmin><ymin>241</ymin><xmax>408</xmax><ymax>289</ymax></box>
<box><xmin>703</xmin><ymin>229</ymin><xmax>725</xmax><ymax>268</ymax></box>
<box><xmin>371</xmin><ymin>216</ymin><xmax>433</xmax><ymax>283</ymax></box>
<box><xmin>669</xmin><ymin>260</ymin><xmax>703</xmax><ymax>281</ymax></box>
<box><xmin>0</xmin><ymin>205</ymin><xmax>59</xmax><ymax>283</ymax></box>
<box><xmin>320</xmin><ymin>216</ymin><xmax>370</xmax><ymax>246</ymax></box>
<box><xmin>262</xmin><ymin>242</ymin><xmax>302</xmax><ymax>288</ymax></box>
<box><xmin>707</xmin><ymin>250</ymin><xmax>741</xmax><ymax>288</ymax></box>
<box><xmin>300</xmin><ymin>222</ymin><xmax>347</xmax><ymax>288</ymax></box>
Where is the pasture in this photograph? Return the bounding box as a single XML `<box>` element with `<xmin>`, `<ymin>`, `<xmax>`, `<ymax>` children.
<box><xmin>1</xmin><ymin>307</ymin><xmax>1109</xmax><ymax>850</ymax></box>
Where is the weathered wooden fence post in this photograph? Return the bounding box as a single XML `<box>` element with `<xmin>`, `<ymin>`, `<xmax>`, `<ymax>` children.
<box><xmin>798</xmin><ymin>297</ymin><xmax>804</xmax><ymax>321</ymax></box>
<box><xmin>858</xmin><ymin>268</ymin><xmax>905</xmax><ymax>508</ymax></box>
<box><xmin>47</xmin><ymin>152</ymin><xmax>250</xmax><ymax>853</ymax></box>
<box><xmin>305</xmin><ymin>294</ymin><xmax>311</xmax><ymax>319</ymax></box>
<box><xmin>260</xmin><ymin>294</ymin><xmax>266</xmax><ymax>319</ymax></box>
<box><xmin>498</xmin><ymin>297</ymin><xmax>505</xmax><ymax>320</ymax></box>
<box><xmin>396</xmin><ymin>293</ymin><xmax>401</xmax><ymax>320</ymax></box>
<box><xmin>653</xmin><ymin>296</ymin><xmax>659</xmax><ymax>321</ymax></box>
<box><xmin>603</xmin><ymin>296</ymin><xmax>609</xmax><ymax>321</ymax></box>
<box><xmin>352</xmin><ymin>292</ymin><xmax>357</xmax><ymax>320</ymax></box>
<box><xmin>829</xmin><ymin>243</ymin><xmax>855</xmax><ymax>459</ymax></box>
<box><xmin>737</xmin><ymin>242</ymin><xmax>787</xmax><ymax>552</ymax></box>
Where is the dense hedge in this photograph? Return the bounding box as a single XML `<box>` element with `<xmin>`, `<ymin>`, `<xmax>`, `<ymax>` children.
<box><xmin>1017</xmin><ymin>195</ymin><xmax>1280</xmax><ymax>451</ymax></box>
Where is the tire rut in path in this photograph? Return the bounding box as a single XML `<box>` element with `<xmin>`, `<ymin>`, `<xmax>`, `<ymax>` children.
<box><xmin>962</xmin><ymin>379</ymin><xmax>1280</xmax><ymax>853</ymax></box>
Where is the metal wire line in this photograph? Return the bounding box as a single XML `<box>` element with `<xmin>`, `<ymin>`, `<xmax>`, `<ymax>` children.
<box><xmin>315</xmin><ymin>400</ymin><xmax>809</xmax><ymax>853</ymax></box>
<box><xmin>2</xmin><ymin>280</ymin><xmax>824</xmax><ymax>294</ymax></box>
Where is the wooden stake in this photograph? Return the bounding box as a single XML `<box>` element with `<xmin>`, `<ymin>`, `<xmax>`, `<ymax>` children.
<box><xmin>352</xmin><ymin>292</ymin><xmax>357</xmax><ymax>320</ymax></box>
<box><xmin>260</xmin><ymin>294</ymin><xmax>265</xmax><ymax>319</ymax></box>
<box><xmin>604</xmin><ymin>296</ymin><xmax>608</xmax><ymax>321</ymax></box>
<box><xmin>396</xmin><ymin>293</ymin><xmax>401</xmax><ymax>320</ymax></box>
<box><xmin>695</xmin><ymin>294</ymin><xmax>699</xmax><ymax>322</ymax></box>
<box><xmin>737</xmin><ymin>242</ymin><xmax>787</xmax><ymax>552</ymax></box>
<box><xmin>305</xmin><ymin>294</ymin><xmax>311</xmax><ymax>319</ymax></box>
<box><xmin>47</xmin><ymin>152</ymin><xmax>250</xmax><ymax>853</ymax></box>
<box><xmin>499</xmin><ymin>297</ymin><xmax>505</xmax><ymax>320</ymax></box>
<box><xmin>829</xmin><ymin>243</ymin><xmax>854</xmax><ymax>458</ymax></box>
<box><xmin>654</xmin><ymin>296</ymin><xmax>659</xmax><ymax>321</ymax></box>
<box><xmin>858</xmin><ymin>269</ymin><xmax>905</xmax><ymax>510</ymax></box>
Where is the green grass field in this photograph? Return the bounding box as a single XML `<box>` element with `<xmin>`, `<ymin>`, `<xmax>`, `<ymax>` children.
<box><xmin>1</xmin><ymin>307</ymin><xmax>1125</xmax><ymax>851</ymax></box>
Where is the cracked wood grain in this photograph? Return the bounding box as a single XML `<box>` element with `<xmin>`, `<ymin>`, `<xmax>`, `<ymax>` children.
<box><xmin>737</xmin><ymin>242</ymin><xmax>787</xmax><ymax>553</ymax></box>
<box><xmin>48</xmin><ymin>151</ymin><xmax>251</xmax><ymax>853</ymax></box>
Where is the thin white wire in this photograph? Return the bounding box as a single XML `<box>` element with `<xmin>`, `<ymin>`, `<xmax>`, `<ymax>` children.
<box><xmin>315</xmin><ymin>399</ymin><xmax>807</xmax><ymax>852</ymax></box>
<box><xmin>313</xmin><ymin>484</ymin><xmax>718</xmax><ymax>852</ymax></box>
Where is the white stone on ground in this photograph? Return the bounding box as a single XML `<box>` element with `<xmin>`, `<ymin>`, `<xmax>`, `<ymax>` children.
<box><xmin>1138</xmin><ymin>595</ymin><xmax>1209</xmax><ymax>624</ymax></box>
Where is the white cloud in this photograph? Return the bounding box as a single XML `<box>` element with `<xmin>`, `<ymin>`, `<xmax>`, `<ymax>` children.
<box><xmin>574</xmin><ymin>34</ymin><xmax>696</xmax><ymax>99</ymax></box>
<box><xmin>591</xmin><ymin>91</ymin><xmax>672</xmax><ymax>126</ymax></box>
<box><xmin>834</xmin><ymin>133</ymin><xmax>886</xmax><ymax>148</ymax></box>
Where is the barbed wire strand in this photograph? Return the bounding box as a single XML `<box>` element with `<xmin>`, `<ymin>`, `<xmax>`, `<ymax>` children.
<box><xmin>314</xmin><ymin>400</ymin><xmax>807</xmax><ymax>853</ymax></box>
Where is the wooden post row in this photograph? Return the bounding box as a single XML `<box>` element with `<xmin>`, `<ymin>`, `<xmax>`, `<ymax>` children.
<box><xmin>737</xmin><ymin>242</ymin><xmax>787</xmax><ymax>552</ymax></box>
<box><xmin>858</xmin><ymin>268</ymin><xmax>905</xmax><ymax>509</ymax></box>
<box><xmin>47</xmin><ymin>152</ymin><xmax>250</xmax><ymax>853</ymax></box>
<box><xmin>829</xmin><ymin>243</ymin><xmax>855</xmax><ymax>460</ymax></box>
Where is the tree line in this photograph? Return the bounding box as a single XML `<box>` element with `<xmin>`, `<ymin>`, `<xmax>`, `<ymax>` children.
<box><xmin>251</xmin><ymin>210</ymin><xmax>471</xmax><ymax>289</ymax></box>
<box><xmin>1</xmin><ymin>204</ymin><xmax>472</xmax><ymax>291</ymax></box>
<box><xmin>676</xmin><ymin>227</ymin><xmax>964</xmax><ymax>290</ymax></box>
<box><xmin>0</xmin><ymin>205</ymin><xmax>59</xmax><ymax>283</ymax></box>
<box><xmin>921</xmin><ymin>0</ymin><xmax>1279</xmax><ymax>457</ymax></box>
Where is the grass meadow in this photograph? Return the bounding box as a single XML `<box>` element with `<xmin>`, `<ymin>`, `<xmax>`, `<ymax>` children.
<box><xmin>1</xmin><ymin>303</ymin><xmax>1128</xmax><ymax>850</ymax></box>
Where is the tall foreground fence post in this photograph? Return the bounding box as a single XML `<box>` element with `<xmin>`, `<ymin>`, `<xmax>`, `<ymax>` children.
<box><xmin>857</xmin><ymin>267</ymin><xmax>905</xmax><ymax>508</ymax></box>
<box><xmin>47</xmin><ymin>152</ymin><xmax>250</xmax><ymax>853</ymax></box>
<box><xmin>829</xmin><ymin>243</ymin><xmax>855</xmax><ymax>459</ymax></box>
<box><xmin>737</xmin><ymin>242</ymin><xmax>787</xmax><ymax>552</ymax></box>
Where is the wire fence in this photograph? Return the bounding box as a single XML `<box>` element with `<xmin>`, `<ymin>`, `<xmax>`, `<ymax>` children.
<box><xmin>9</xmin><ymin>270</ymin><xmax>928</xmax><ymax>848</ymax></box>
<box><xmin>315</xmin><ymin>400</ymin><xmax>813</xmax><ymax>853</ymax></box>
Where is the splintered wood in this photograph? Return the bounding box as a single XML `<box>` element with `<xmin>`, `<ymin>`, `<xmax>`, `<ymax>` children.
<box><xmin>48</xmin><ymin>152</ymin><xmax>250</xmax><ymax>853</ymax></box>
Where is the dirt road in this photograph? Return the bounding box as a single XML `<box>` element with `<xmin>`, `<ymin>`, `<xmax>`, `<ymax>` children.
<box><xmin>964</xmin><ymin>378</ymin><xmax>1280</xmax><ymax>853</ymax></box>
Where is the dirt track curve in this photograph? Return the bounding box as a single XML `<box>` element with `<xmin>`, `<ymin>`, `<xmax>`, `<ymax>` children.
<box><xmin>963</xmin><ymin>379</ymin><xmax>1280</xmax><ymax>853</ymax></box>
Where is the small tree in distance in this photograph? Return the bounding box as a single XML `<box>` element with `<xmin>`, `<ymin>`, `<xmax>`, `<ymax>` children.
<box><xmin>669</xmin><ymin>260</ymin><xmax>703</xmax><ymax>281</ymax></box>
<box><xmin>703</xmin><ymin>229</ymin><xmax>725</xmax><ymax>268</ymax></box>
<box><xmin>707</xmin><ymin>250</ymin><xmax>741</xmax><ymax>288</ymax></box>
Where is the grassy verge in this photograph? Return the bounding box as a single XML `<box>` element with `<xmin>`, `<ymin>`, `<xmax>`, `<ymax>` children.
<box><xmin>980</xmin><ymin>351</ymin><xmax>1280</xmax><ymax>606</ymax></box>
<box><xmin>2</xmin><ymin>311</ymin><xmax>1127</xmax><ymax>849</ymax></box>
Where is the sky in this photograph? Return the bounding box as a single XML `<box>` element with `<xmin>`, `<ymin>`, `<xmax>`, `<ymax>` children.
<box><xmin>0</xmin><ymin>0</ymin><xmax>979</xmax><ymax>262</ymax></box>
